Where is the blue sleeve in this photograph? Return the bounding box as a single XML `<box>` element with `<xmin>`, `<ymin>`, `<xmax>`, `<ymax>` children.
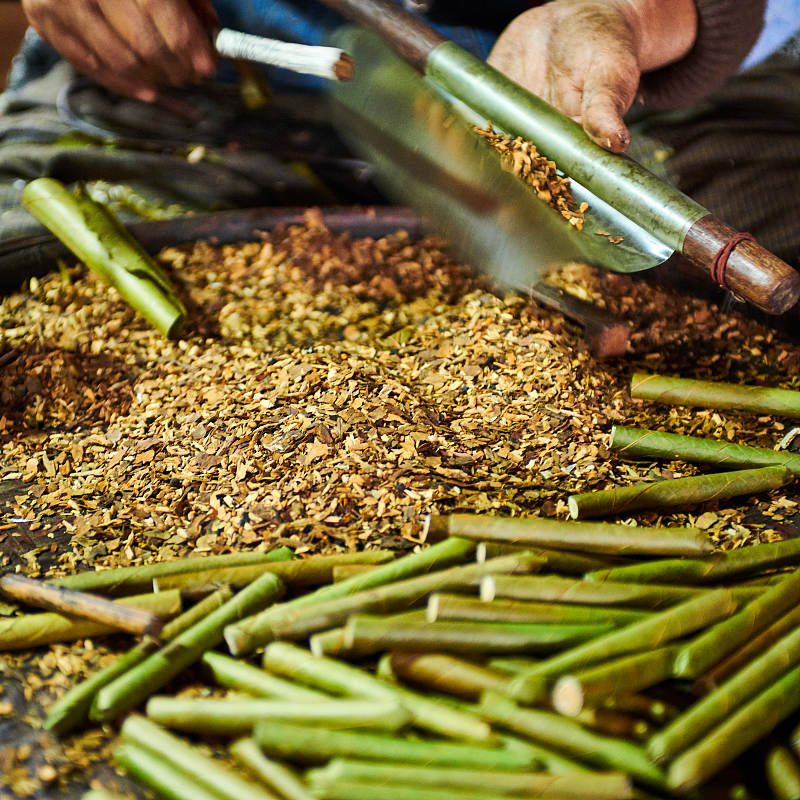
<box><xmin>741</xmin><ymin>0</ymin><xmax>800</xmax><ymax>67</ymax></box>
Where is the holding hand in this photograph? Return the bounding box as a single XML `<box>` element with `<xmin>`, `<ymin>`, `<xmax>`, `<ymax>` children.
<box><xmin>21</xmin><ymin>0</ymin><xmax>219</xmax><ymax>102</ymax></box>
<box><xmin>488</xmin><ymin>0</ymin><xmax>698</xmax><ymax>152</ymax></box>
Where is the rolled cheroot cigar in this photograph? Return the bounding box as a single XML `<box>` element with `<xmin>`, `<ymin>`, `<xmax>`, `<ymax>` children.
<box><xmin>0</xmin><ymin>573</ymin><xmax>164</xmax><ymax>636</ymax></box>
<box><xmin>215</xmin><ymin>28</ymin><xmax>354</xmax><ymax>81</ymax></box>
<box><xmin>630</xmin><ymin>372</ymin><xmax>800</xmax><ymax>418</ymax></box>
<box><xmin>567</xmin><ymin>465</ymin><xmax>793</xmax><ymax>520</ymax></box>
<box><xmin>307</xmin><ymin>759</ymin><xmax>634</xmax><ymax>799</ymax></box>
<box><xmin>426</xmin><ymin>514</ymin><xmax>712</xmax><ymax>557</ymax></box>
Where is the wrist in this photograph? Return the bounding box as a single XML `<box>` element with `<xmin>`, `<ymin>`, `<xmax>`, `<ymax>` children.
<box><xmin>614</xmin><ymin>0</ymin><xmax>698</xmax><ymax>71</ymax></box>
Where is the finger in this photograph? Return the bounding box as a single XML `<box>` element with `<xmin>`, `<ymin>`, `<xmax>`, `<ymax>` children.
<box><xmin>139</xmin><ymin>0</ymin><xmax>218</xmax><ymax>78</ymax></box>
<box><xmin>103</xmin><ymin>0</ymin><xmax>194</xmax><ymax>86</ymax></box>
<box><xmin>44</xmin><ymin>27</ymin><xmax>158</xmax><ymax>101</ymax></box>
<box><xmin>188</xmin><ymin>0</ymin><xmax>219</xmax><ymax>32</ymax></box>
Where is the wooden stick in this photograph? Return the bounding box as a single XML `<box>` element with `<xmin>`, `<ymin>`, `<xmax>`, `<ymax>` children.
<box><xmin>0</xmin><ymin>573</ymin><xmax>163</xmax><ymax>637</ymax></box>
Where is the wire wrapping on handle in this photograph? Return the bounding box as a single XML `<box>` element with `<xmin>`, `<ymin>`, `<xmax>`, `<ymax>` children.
<box><xmin>710</xmin><ymin>232</ymin><xmax>755</xmax><ymax>288</ymax></box>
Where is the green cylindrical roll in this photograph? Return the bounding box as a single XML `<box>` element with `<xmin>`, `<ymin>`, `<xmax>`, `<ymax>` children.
<box><xmin>342</xmin><ymin>615</ymin><xmax>612</xmax><ymax>657</ymax></box>
<box><xmin>552</xmin><ymin>646</ymin><xmax>680</xmax><ymax>716</ymax></box>
<box><xmin>307</xmin><ymin>759</ymin><xmax>633</xmax><ymax>799</ymax></box>
<box><xmin>254</xmin><ymin>719</ymin><xmax>533</xmax><ymax>769</ymax></box>
<box><xmin>630</xmin><ymin>372</ymin><xmax>800</xmax><ymax>418</ymax></box>
<box><xmin>568</xmin><ymin>466</ymin><xmax>792</xmax><ymax>520</ymax></box>
<box><xmin>586</xmin><ymin>538</ymin><xmax>800</xmax><ymax>584</ymax></box>
<box><xmin>610</xmin><ymin>425</ymin><xmax>800</xmax><ymax>475</ymax></box>
<box><xmin>428</xmin><ymin>592</ymin><xmax>650</xmax><ymax>626</ymax></box>
<box><xmin>429</xmin><ymin>513</ymin><xmax>712</xmax><ymax>557</ymax></box>
<box><xmin>21</xmin><ymin>178</ymin><xmax>186</xmax><ymax>337</ymax></box>
<box><xmin>202</xmin><ymin>650</ymin><xmax>328</xmax><ymax>701</ymax></box>
<box><xmin>49</xmin><ymin>547</ymin><xmax>293</xmax><ymax>595</ymax></box>
<box><xmin>146</xmin><ymin>695</ymin><xmax>410</xmax><ymax>735</ymax></box>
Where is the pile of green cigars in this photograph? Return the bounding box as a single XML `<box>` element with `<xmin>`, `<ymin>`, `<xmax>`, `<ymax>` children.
<box><xmin>566</xmin><ymin>372</ymin><xmax>800</xmax><ymax>520</ymax></box>
<box><xmin>27</xmin><ymin>521</ymin><xmax>800</xmax><ymax>799</ymax></box>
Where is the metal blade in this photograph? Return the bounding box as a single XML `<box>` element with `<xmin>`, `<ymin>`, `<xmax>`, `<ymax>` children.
<box><xmin>329</xmin><ymin>27</ymin><xmax>672</xmax><ymax>291</ymax></box>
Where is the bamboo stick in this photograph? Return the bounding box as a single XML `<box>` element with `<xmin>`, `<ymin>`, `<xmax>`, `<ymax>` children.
<box><xmin>475</xmin><ymin>542</ymin><xmax>615</xmax><ymax>574</ymax></box>
<box><xmin>307</xmin><ymin>758</ymin><xmax>634</xmax><ymax>799</ymax></box>
<box><xmin>253</xmin><ymin>719</ymin><xmax>533</xmax><ymax>768</ymax></box>
<box><xmin>387</xmin><ymin>651</ymin><xmax>510</xmax><ymax>700</ymax></box>
<box><xmin>259</xmin><ymin>553</ymin><xmax>543</xmax><ymax>645</ymax></box>
<box><xmin>225</xmin><ymin>537</ymin><xmax>476</xmax><ymax>656</ymax></box>
<box><xmin>146</xmin><ymin>696</ymin><xmax>410</xmax><ymax>735</ymax></box>
<box><xmin>567</xmin><ymin>466</ymin><xmax>792</xmax><ymax>520</ymax></box>
<box><xmin>479</xmin><ymin>693</ymin><xmax>666</xmax><ymax>789</ymax></box>
<box><xmin>630</xmin><ymin>372</ymin><xmax>800</xmax><ymax>418</ymax></box>
<box><xmin>120</xmin><ymin>715</ymin><xmax>275</xmax><ymax>800</ymax></box>
<box><xmin>672</xmin><ymin>569</ymin><xmax>800</xmax><ymax>677</ymax></box>
<box><xmin>610</xmin><ymin>425</ymin><xmax>800</xmax><ymax>475</ymax></box>
<box><xmin>508</xmin><ymin>589</ymin><xmax>738</xmax><ymax>703</ymax></box>
<box><xmin>765</xmin><ymin>744</ymin><xmax>800</xmax><ymax>800</ymax></box>
<box><xmin>202</xmin><ymin>650</ymin><xmax>328</xmax><ymax>701</ymax></box>
<box><xmin>50</xmin><ymin>547</ymin><xmax>293</xmax><ymax>596</ymax></box>
<box><xmin>154</xmin><ymin>550</ymin><xmax>394</xmax><ymax>593</ymax></box>
<box><xmin>666</xmin><ymin>664</ymin><xmax>800</xmax><ymax>792</ymax></box>
<box><xmin>647</xmin><ymin>625</ymin><xmax>800</xmax><ymax>765</ymax></box>
<box><xmin>231</xmin><ymin>738</ymin><xmax>316</xmax><ymax>800</ymax></box>
<box><xmin>551</xmin><ymin>646</ymin><xmax>680</xmax><ymax>716</ymax></box>
<box><xmin>0</xmin><ymin>573</ymin><xmax>164</xmax><ymax>636</ymax></box>
<box><xmin>114</xmin><ymin>742</ymin><xmax>226</xmax><ymax>800</ymax></box>
<box><xmin>694</xmin><ymin>605</ymin><xmax>800</xmax><ymax>693</ymax></box>
<box><xmin>498</xmin><ymin>733</ymin><xmax>589</xmax><ymax>774</ymax></box>
<box><xmin>45</xmin><ymin>587</ymin><xmax>231</xmax><ymax>734</ymax></box>
<box><xmin>0</xmin><ymin>590</ymin><xmax>181</xmax><ymax>651</ymax></box>
<box><xmin>428</xmin><ymin>514</ymin><xmax>712</xmax><ymax>556</ymax></box>
<box><xmin>21</xmin><ymin>178</ymin><xmax>186</xmax><ymax>337</ymax></box>
<box><xmin>428</xmin><ymin>592</ymin><xmax>650</xmax><ymax>626</ymax></box>
<box><xmin>262</xmin><ymin>641</ymin><xmax>493</xmax><ymax>742</ymax></box>
<box><xmin>586</xmin><ymin>539</ymin><xmax>800</xmax><ymax>584</ymax></box>
<box><xmin>91</xmin><ymin>572</ymin><xmax>285</xmax><ymax>721</ymax></box>
<box><xmin>342</xmin><ymin>615</ymin><xmax>612</xmax><ymax>657</ymax></box>
<box><xmin>482</xmin><ymin>574</ymin><xmax>718</xmax><ymax>608</ymax></box>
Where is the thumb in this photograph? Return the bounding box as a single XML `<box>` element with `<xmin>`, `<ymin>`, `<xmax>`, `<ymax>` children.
<box><xmin>580</xmin><ymin>57</ymin><xmax>639</xmax><ymax>153</ymax></box>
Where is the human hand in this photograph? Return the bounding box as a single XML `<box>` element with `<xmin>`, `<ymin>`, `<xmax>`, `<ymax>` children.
<box><xmin>21</xmin><ymin>0</ymin><xmax>220</xmax><ymax>102</ymax></box>
<box><xmin>488</xmin><ymin>0</ymin><xmax>697</xmax><ymax>153</ymax></box>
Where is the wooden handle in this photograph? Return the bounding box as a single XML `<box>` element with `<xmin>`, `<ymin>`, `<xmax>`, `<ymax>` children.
<box><xmin>683</xmin><ymin>215</ymin><xmax>800</xmax><ymax>315</ymax></box>
<box><xmin>317</xmin><ymin>0</ymin><xmax>444</xmax><ymax>71</ymax></box>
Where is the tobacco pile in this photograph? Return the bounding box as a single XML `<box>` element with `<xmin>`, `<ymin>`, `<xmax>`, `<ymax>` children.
<box><xmin>473</xmin><ymin>124</ymin><xmax>588</xmax><ymax>230</ymax></box>
<box><xmin>1</xmin><ymin>215</ymin><xmax>800</xmax><ymax>796</ymax></box>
